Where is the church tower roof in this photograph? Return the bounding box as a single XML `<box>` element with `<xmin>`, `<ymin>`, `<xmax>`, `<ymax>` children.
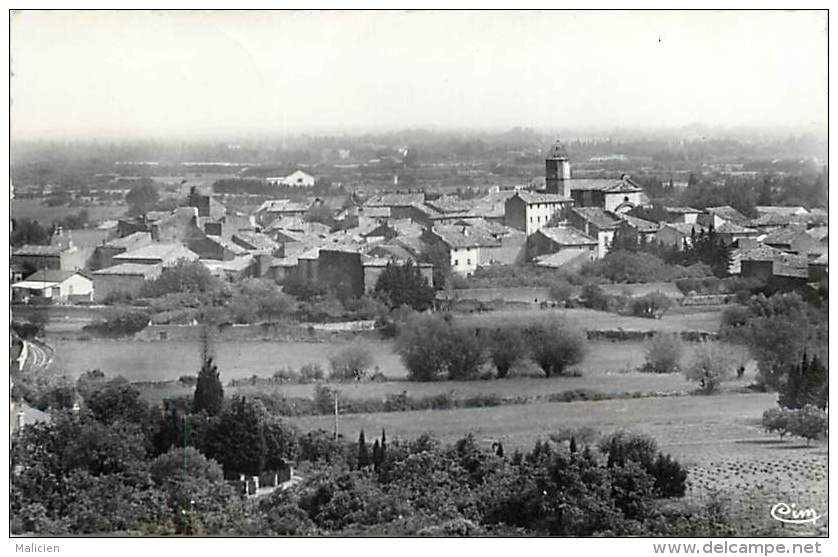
<box><xmin>547</xmin><ymin>140</ymin><xmax>569</xmax><ymax>159</ymax></box>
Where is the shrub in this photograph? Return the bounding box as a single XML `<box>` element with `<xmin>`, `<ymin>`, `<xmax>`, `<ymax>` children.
<box><xmin>630</xmin><ymin>292</ymin><xmax>672</xmax><ymax>319</ymax></box>
<box><xmin>328</xmin><ymin>341</ymin><xmax>376</xmax><ymax>382</ymax></box>
<box><xmin>82</xmin><ymin>308</ymin><xmax>150</xmax><ymax>337</ymax></box>
<box><xmin>488</xmin><ymin>327</ymin><xmax>527</xmax><ymax>378</ymax></box>
<box><xmin>641</xmin><ymin>333</ymin><xmax>684</xmax><ymax>374</ymax></box>
<box><xmin>599</xmin><ymin>430</ymin><xmax>658</xmax><ymax>468</ymax></box>
<box><xmin>524</xmin><ymin>317</ymin><xmax>587</xmax><ymax>377</ymax></box>
<box><xmin>683</xmin><ymin>341</ymin><xmax>737</xmax><ymax>394</ymax></box>
<box><xmin>580</xmin><ymin>283</ymin><xmax>610</xmax><ymax>311</ymax></box>
<box><xmin>648</xmin><ymin>453</ymin><xmax>688</xmax><ymax>498</ymax></box>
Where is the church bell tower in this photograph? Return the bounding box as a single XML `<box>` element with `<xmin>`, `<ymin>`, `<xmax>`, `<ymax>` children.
<box><xmin>545</xmin><ymin>140</ymin><xmax>571</xmax><ymax>197</ymax></box>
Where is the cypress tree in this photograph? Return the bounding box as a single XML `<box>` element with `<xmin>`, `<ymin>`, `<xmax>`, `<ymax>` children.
<box><xmin>372</xmin><ymin>439</ymin><xmax>381</xmax><ymax>471</ymax></box>
<box><xmin>495</xmin><ymin>441</ymin><xmax>504</xmax><ymax>458</ymax></box>
<box><xmin>380</xmin><ymin>428</ymin><xmax>387</xmax><ymax>464</ymax></box>
<box><xmin>357</xmin><ymin>430</ymin><xmax>370</xmax><ymax>468</ymax></box>
<box><xmin>193</xmin><ymin>357</ymin><xmax>224</xmax><ymax>416</ymax></box>
<box><xmin>569</xmin><ymin>436</ymin><xmax>578</xmax><ymax>454</ymax></box>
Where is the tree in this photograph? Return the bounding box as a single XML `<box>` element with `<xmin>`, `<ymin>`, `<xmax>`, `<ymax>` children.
<box><xmin>193</xmin><ymin>357</ymin><xmax>224</xmax><ymax>416</ymax></box>
<box><xmin>11</xmin><ymin>218</ymin><xmax>52</xmax><ymax>247</ymax></box>
<box><xmin>488</xmin><ymin>327</ymin><xmax>527</xmax><ymax>378</ymax></box>
<box><xmin>524</xmin><ymin>317</ymin><xmax>587</xmax><ymax>377</ymax></box>
<box><xmin>328</xmin><ymin>341</ymin><xmax>375</xmax><ymax>381</ymax></box>
<box><xmin>357</xmin><ymin>430</ymin><xmax>370</xmax><ymax>469</ymax></box>
<box><xmin>787</xmin><ymin>405</ymin><xmax>828</xmax><ymax>446</ymax></box>
<box><xmin>778</xmin><ymin>353</ymin><xmax>828</xmax><ymax>410</ymax></box>
<box><xmin>762</xmin><ymin>407</ymin><xmax>791</xmax><ymax>440</ymax></box>
<box><xmin>374</xmin><ymin>260</ymin><xmax>435</xmax><ymax>311</ymax></box>
<box><xmin>396</xmin><ymin>314</ymin><xmax>454</xmax><ymax>381</ymax></box>
<box><xmin>631</xmin><ymin>292</ymin><xmax>673</xmax><ymax>319</ymax></box>
<box><xmin>125</xmin><ymin>183</ymin><xmax>159</xmax><ymax>216</ymax></box>
<box><xmin>446</xmin><ymin>326</ymin><xmax>487</xmax><ymax>381</ymax></box>
<box><xmin>683</xmin><ymin>341</ymin><xmax>736</xmax><ymax>394</ymax></box>
<box><xmin>140</xmin><ymin>260</ymin><xmax>222</xmax><ymax>298</ymax></box>
<box><xmin>85</xmin><ymin>378</ymin><xmax>149</xmax><ymax>425</ymax></box>
<box><xmin>641</xmin><ymin>333</ymin><xmax>684</xmax><ymax>374</ymax></box>
<box><xmin>202</xmin><ymin>397</ymin><xmax>267</xmax><ymax>477</ymax></box>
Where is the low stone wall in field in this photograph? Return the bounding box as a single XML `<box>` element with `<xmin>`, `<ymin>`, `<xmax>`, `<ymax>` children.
<box><xmin>132</xmin><ymin>322</ymin><xmax>379</xmax><ymax>342</ymax></box>
<box><xmin>681</xmin><ymin>294</ymin><xmax>733</xmax><ymax>306</ymax></box>
<box><xmin>586</xmin><ymin>329</ymin><xmax>718</xmax><ymax>342</ymax></box>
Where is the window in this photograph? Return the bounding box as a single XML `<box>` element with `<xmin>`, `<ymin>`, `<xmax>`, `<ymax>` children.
<box><xmin>467</xmin><ymin>258</ymin><xmax>471</xmax><ymax>265</ymax></box>
<box><xmin>454</xmin><ymin>259</ymin><xmax>459</xmax><ymax>266</ymax></box>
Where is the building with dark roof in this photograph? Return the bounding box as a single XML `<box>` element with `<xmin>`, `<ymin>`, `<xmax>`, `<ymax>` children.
<box><xmin>568</xmin><ymin>207</ymin><xmax>621</xmax><ymax>258</ymax></box>
<box><xmin>527</xmin><ymin>225</ymin><xmax>598</xmax><ymax>261</ymax></box>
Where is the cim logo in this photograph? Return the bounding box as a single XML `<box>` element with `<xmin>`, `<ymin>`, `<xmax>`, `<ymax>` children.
<box><xmin>770</xmin><ymin>503</ymin><xmax>822</xmax><ymax>525</ymax></box>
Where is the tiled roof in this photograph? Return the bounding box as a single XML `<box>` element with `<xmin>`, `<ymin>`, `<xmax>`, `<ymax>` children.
<box><xmin>113</xmin><ymin>243</ymin><xmax>198</xmax><ymax>263</ymax></box>
<box><xmin>617</xmin><ymin>213</ymin><xmax>659</xmax><ymax>233</ymax></box>
<box><xmin>571</xmin><ymin>207</ymin><xmax>621</xmax><ymax>229</ymax></box>
<box><xmin>104</xmin><ymin>231</ymin><xmax>153</xmax><ymax>249</ymax></box>
<box><xmin>663</xmin><ymin>206</ymin><xmax>701</xmax><ymax>214</ymax></box>
<box><xmin>201</xmin><ymin>255</ymin><xmax>254</xmax><ymax>273</ymax></box>
<box><xmin>257</xmin><ymin>199</ymin><xmax>313</xmax><ymax>214</ymax></box>
<box><xmin>715</xmin><ymin>221</ymin><xmax>759</xmax><ymax>235</ymax></box>
<box><xmin>811</xmin><ymin>252</ymin><xmax>828</xmax><ymax>265</ymax></box>
<box><xmin>755</xmin><ymin>206</ymin><xmax>809</xmax><ymax>216</ymax></box>
<box><xmin>705</xmin><ymin>205</ymin><xmax>750</xmax><ymax>226</ymax></box>
<box><xmin>533</xmin><ymin>249</ymin><xmax>593</xmax><ymax>269</ymax></box>
<box><xmin>21</xmin><ymin>269</ymin><xmax>84</xmax><ymax>283</ymax></box>
<box><xmin>232</xmin><ymin>231</ymin><xmax>280</xmax><ymax>251</ymax></box>
<box><xmin>364</xmin><ymin>192</ymin><xmax>425</xmax><ymax>207</ymax></box>
<box><xmin>513</xmin><ymin>190</ymin><xmax>572</xmax><ymax>204</ymax></box>
<box><xmin>431</xmin><ymin>225</ymin><xmax>500</xmax><ymax>249</ymax></box>
<box><xmin>93</xmin><ymin>263</ymin><xmax>162</xmax><ymax>277</ymax></box>
<box><xmin>537</xmin><ymin>225</ymin><xmax>597</xmax><ymax>246</ymax></box>
<box><xmin>568</xmin><ymin>177</ymin><xmax>643</xmax><ymax>193</ymax></box>
<box><xmin>763</xmin><ymin>225</ymin><xmax>810</xmax><ymax>245</ymax></box>
<box><xmin>13</xmin><ymin>244</ymin><xmax>63</xmax><ymax>256</ymax></box>
<box><xmin>806</xmin><ymin>226</ymin><xmax>829</xmax><ymax>242</ymax></box>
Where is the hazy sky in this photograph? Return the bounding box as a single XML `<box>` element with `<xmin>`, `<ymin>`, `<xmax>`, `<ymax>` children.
<box><xmin>10</xmin><ymin>10</ymin><xmax>828</xmax><ymax>139</ymax></box>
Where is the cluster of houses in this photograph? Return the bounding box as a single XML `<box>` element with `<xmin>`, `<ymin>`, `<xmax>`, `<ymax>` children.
<box><xmin>10</xmin><ymin>141</ymin><xmax>828</xmax><ymax>304</ymax></box>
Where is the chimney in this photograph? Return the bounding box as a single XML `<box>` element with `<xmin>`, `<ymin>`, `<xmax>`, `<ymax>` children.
<box><xmin>461</xmin><ymin>226</ymin><xmax>469</xmax><ymax>236</ymax></box>
<box><xmin>16</xmin><ymin>411</ymin><xmax>24</xmax><ymax>430</ymax></box>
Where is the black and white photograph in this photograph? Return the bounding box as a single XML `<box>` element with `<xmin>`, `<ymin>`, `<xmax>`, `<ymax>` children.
<box><xmin>6</xmin><ymin>6</ymin><xmax>831</xmax><ymax>548</ymax></box>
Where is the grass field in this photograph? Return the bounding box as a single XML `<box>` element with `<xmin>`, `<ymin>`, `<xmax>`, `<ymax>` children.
<box><xmin>53</xmin><ymin>337</ymin><xmax>752</xmax><ymax>406</ymax></box>
<box><xmin>287</xmin><ymin>392</ymin><xmax>821</xmax><ymax>467</ymax></box>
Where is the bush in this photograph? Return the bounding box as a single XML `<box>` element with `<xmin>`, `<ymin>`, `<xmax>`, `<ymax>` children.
<box><xmin>83</xmin><ymin>308</ymin><xmax>150</xmax><ymax>337</ymax></box>
<box><xmin>599</xmin><ymin>430</ymin><xmax>658</xmax><ymax>468</ymax></box>
<box><xmin>524</xmin><ymin>317</ymin><xmax>587</xmax><ymax>377</ymax></box>
<box><xmin>488</xmin><ymin>327</ymin><xmax>527</xmax><ymax>378</ymax></box>
<box><xmin>641</xmin><ymin>333</ymin><xmax>684</xmax><ymax>374</ymax></box>
<box><xmin>630</xmin><ymin>292</ymin><xmax>672</xmax><ymax>319</ymax></box>
<box><xmin>683</xmin><ymin>341</ymin><xmax>736</xmax><ymax>394</ymax></box>
<box><xmin>648</xmin><ymin>453</ymin><xmax>688</xmax><ymax>498</ymax></box>
<box><xmin>328</xmin><ymin>341</ymin><xmax>376</xmax><ymax>382</ymax></box>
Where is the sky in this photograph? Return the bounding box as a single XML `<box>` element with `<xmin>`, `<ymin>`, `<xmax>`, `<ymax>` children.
<box><xmin>10</xmin><ymin>10</ymin><xmax>828</xmax><ymax>139</ymax></box>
